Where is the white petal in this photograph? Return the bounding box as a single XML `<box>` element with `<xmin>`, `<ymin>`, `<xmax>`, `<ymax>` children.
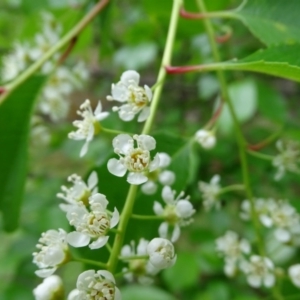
<box><xmin>149</xmin><ymin>154</ymin><xmax>160</xmax><ymax>172</ymax></box>
<box><xmin>67</xmin><ymin>232</ymin><xmax>90</xmax><ymax>247</ymax></box>
<box><xmin>95</xmin><ymin>111</ymin><xmax>109</xmax><ymax>121</ymax></box>
<box><xmin>264</xmin><ymin>273</ymin><xmax>275</xmax><ymax>288</ymax></box>
<box><xmin>97</xmin><ymin>270</ymin><xmax>116</xmax><ymax>283</ymax></box>
<box><xmin>94</xmin><ymin>101</ymin><xmax>103</xmax><ymax>115</ymax></box>
<box><xmin>274</xmin><ymin>228</ymin><xmax>291</xmax><ymax>242</ymax></box>
<box><xmin>127</xmin><ymin>172</ymin><xmax>148</xmax><ymax>185</ymax></box>
<box><xmin>138</xmin><ymin>106</ymin><xmax>150</xmax><ymax>122</ymax></box>
<box><xmin>211</xmin><ymin>174</ymin><xmax>220</xmax><ymax>185</ymax></box>
<box><xmin>153</xmin><ymin>201</ymin><xmax>164</xmax><ymax>216</ymax></box>
<box><xmin>80</xmin><ymin>141</ymin><xmax>89</xmax><ymax>157</ymax></box>
<box><xmin>89</xmin><ymin>193</ymin><xmax>108</xmax><ymax>208</ymax></box>
<box><xmin>171</xmin><ymin>225</ymin><xmax>181</xmax><ymax>242</ymax></box>
<box><xmin>137</xmin><ymin>135</ymin><xmax>156</xmax><ymax>151</ymax></box>
<box><xmin>162</xmin><ymin>186</ymin><xmax>175</xmax><ymax>204</ymax></box>
<box><xmin>67</xmin><ymin>289</ymin><xmax>80</xmax><ymax>300</ymax></box>
<box><xmin>118</xmin><ymin>106</ymin><xmax>135</xmax><ymax>121</ymax></box>
<box><xmin>89</xmin><ymin>236</ymin><xmax>109</xmax><ymax>249</ymax></box>
<box><xmin>112</xmin><ymin>134</ymin><xmax>132</xmax><ymax>154</ymax></box>
<box><xmin>107</xmin><ymin>158</ymin><xmax>127</xmax><ymax>177</ymax></box>
<box><xmin>121</xmin><ymin>70</ymin><xmax>140</xmax><ymax>86</ymax></box>
<box><xmin>247</xmin><ymin>274</ymin><xmax>261</xmax><ymax>288</ymax></box>
<box><xmin>111</xmin><ymin>83</ymin><xmax>128</xmax><ymax>102</ymax></box>
<box><xmin>35</xmin><ymin>268</ymin><xmax>56</xmax><ymax>278</ymax></box>
<box><xmin>158</xmin><ymin>153</ymin><xmax>171</xmax><ymax>168</ymax></box>
<box><xmin>141</xmin><ymin>181</ymin><xmax>158</xmax><ymax>195</ymax></box>
<box><xmin>159</xmin><ymin>170</ymin><xmax>175</xmax><ymax>186</ymax></box>
<box><xmin>144</xmin><ymin>85</ymin><xmax>153</xmax><ymax>101</ymax></box>
<box><xmin>176</xmin><ymin>200</ymin><xmax>195</xmax><ymax>218</ymax></box>
<box><xmin>260</xmin><ymin>215</ymin><xmax>273</xmax><ymax>227</ymax></box>
<box><xmin>158</xmin><ymin>222</ymin><xmax>168</xmax><ymax>238</ymax></box>
<box><xmin>87</xmin><ymin>171</ymin><xmax>98</xmax><ymax>189</ymax></box>
<box><xmin>115</xmin><ymin>287</ymin><xmax>122</xmax><ymax>300</ymax></box>
<box><xmin>110</xmin><ymin>207</ymin><xmax>120</xmax><ymax>228</ymax></box>
<box><xmin>77</xmin><ymin>270</ymin><xmax>95</xmax><ymax>290</ymax></box>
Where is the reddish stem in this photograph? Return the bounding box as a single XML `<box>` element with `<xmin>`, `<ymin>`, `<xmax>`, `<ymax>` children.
<box><xmin>57</xmin><ymin>36</ymin><xmax>78</xmax><ymax>65</ymax></box>
<box><xmin>206</xmin><ymin>100</ymin><xmax>224</xmax><ymax>128</ymax></box>
<box><xmin>248</xmin><ymin>141</ymin><xmax>269</xmax><ymax>151</ymax></box>
<box><xmin>165</xmin><ymin>65</ymin><xmax>202</xmax><ymax>74</ymax></box>
<box><xmin>215</xmin><ymin>31</ymin><xmax>231</xmax><ymax>44</ymax></box>
<box><xmin>0</xmin><ymin>87</ymin><xmax>6</xmax><ymax>95</ymax></box>
<box><xmin>180</xmin><ymin>8</ymin><xmax>206</xmax><ymax>19</ymax></box>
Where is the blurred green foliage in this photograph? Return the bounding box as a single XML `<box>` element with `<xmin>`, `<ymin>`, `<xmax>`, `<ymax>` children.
<box><xmin>0</xmin><ymin>0</ymin><xmax>300</xmax><ymax>299</ymax></box>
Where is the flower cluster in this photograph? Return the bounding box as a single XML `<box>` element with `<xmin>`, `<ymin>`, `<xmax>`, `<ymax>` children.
<box><xmin>241</xmin><ymin>198</ymin><xmax>300</xmax><ymax>243</ymax></box>
<box><xmin>153</xmin><ymin>186</ymin><xmax>195</xmax><ymax>242</ymax></box>
<box><xmin>1</xmin><ymin>12</ymin><xmax>88</xmax><ymax>121</ymax></box>
<box><xmin>272</xmin><ymin>139</ymin><xmax>300</xmax><ymax>181</ymax></box>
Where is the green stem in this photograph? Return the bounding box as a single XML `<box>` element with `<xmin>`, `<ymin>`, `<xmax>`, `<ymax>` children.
<box><xmin>107</xmin><ymin>0</ymin><xmax>182</xmax><ymax>274</ymax></box>
<box><xmin>107</xmin><ymin>184</ymin><xmax>138</xmax><ymax>272</ymax></box>
<box><xmin>119</xmin><ymin>255</ymin><xmax>149</xmax><ymax>261</ymax></box>
<box><xmin>0</xmin><ymin>0</ymin><xmax>110</xmax><ymax>105</ymax></box>
<box><xmin>73</xmin><ymin>257</ymin><xmax>107</xmax><ymax>268</ymax></box>
<box><xmin>102</xmin><ymin>127</ymin><xmax>130</xmax><ymax>136</ymax></box>
<box><xmin>196</xmin><ymin>0</ymin><xmax>265</xmax><ymax>256</ymax></box>
<box><xmin>131</xmin><ymin>214</ymin><xmax>165</xmax><ymax>220</ymax></box>
<box><xmin>142</xmin><ymin>0</ymin><xmax>182</xmax><ymax>135</ymax></box>
<box><xmin>217</xmin><ymin>184</ymin><xmax>245</xmax><ymax>195</ymax></box>
<box><xmin>247</xmin><ymin>150</ymin><xmax>274</xmax><ymax>161</ymax></box>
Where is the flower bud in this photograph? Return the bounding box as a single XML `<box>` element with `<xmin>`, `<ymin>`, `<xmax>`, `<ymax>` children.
<box><xmin>147</xmin><ymin>238</ymin><xmax>176</xmax><ymax>269</ymax></box>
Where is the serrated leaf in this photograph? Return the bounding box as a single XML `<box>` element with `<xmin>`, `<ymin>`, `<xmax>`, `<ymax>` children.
<box><xmin>0</xmin><ymin>76</ymin><xmax>45</xmax><ymax>232</ymax></box>
<box><xmin>186</xmin><ymin>44</ymin><xmax>300</xmax><ymax>83</ymax></box>
<box><xmin>230</xmin><ymin>0</ymin><xmax>300</xmax><ymax>46</ymax></box>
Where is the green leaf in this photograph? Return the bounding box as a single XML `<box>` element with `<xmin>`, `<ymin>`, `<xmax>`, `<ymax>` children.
<box><xmin>218</xmin><ymin>79</ymin><xmax>257</xmax><ymax>135</ymax></box>
<box><xmin>197</xmin><ymin>44</ymin><xmax>300</xmax><ymax>83</ymax></box>
<box><xmin>162</xmin><ymin>251</ymin><xmax>199</xmax><ymax>291</ymax></box>
<box><xmin>0</xmin><ymin>76</ymin><xmax>45</xmax><ymax>232</ymax></box>
<box><xmin>230</xmin><ymin>0</ymin><xmax>300</xmax><ymax>46</ymax></box>
<box><xmin>121</xmin><ymin>285</ymin><xmax>176</xmax><ymax>300</ymax></box>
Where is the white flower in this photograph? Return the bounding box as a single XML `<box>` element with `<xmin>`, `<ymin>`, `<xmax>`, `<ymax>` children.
<box><xmin>195</xmin><ymin>129</ymin><xmax>216</xmax><ymax>149</ymax></box>
<box><xmin>67</xmin><ymin>289</ymin><xmax>80</xmax><ymax>300</ymax></box>
<box><xmin>76</xmin><ymin>270</ymin><xmax>121</xmax><ymax>300</ymax></box>
<box><xmin>240</xmin><ymin>198</ymin><xmax>300</xmax><ymax>243</ymax></box>
<box><xmin>107</xmin><ymin>134</ymin><xmax>160</xmax><ymax>185</ymax></box>
<box><xmin>69</xmin><ymin>99</ymin><xmax>109</xmax><ymax>157</ymax></box>
<box><xmin>141</xmin><ymin>152</ymin><xmax>176</xmax><ymax>195</ymax></box>
<box><xmin>216</xmin><ymin>231</ymin><xmax>251</xmax><ymax>277</ymax></box>
<box><xmin>273</xmin><ymin>140</ymin><xmax>300</xmax><ymax>181</ymax></box>
<box><xmin>33</xmin><ymin>229</ymin><xmax>69</xmax><ymax>278</ymax></box>
<box><xmin>240</xmin><ymin>255</ymin><xmax>275</xmax><ymax>288</ymax></box>
<box><xmin>121</xmin><ymin>239</ymin><xmax>160</xmax><ymax>284</ymax></box>
<box><xmin>107</xmin><ymin>70</ymin><xmax>152</xmax><ymax>122</ymax></box>
<box><xmin>198</xmin><ymin>174</ymin><xmax>221</xmax><ymax>211</ymax></box>
<box><xmin>66</xmin><ymin>193</ymin><xmax>119</xmax><ymax>249</ymax></box>
<box><xmin>33</xmin><ymin>275</ymin><xmax>64</xmax><ymax>300</ymax></box>
<box><xmin>288</xmin><ymin>264</ymin><xmax>300</xmax><ymax>288</ymax></box>
<box><xmin>146</xmin><ymin>238</ymin><xmax>177</xmax><ymax>269</ymax></box>
<box><xmin>57</xmin><ymin>172</ymin><xmax>98</xmax><ymax>212</ymax></box>
<box><xmin>153</xmin><ymin>186</ymin><xmax>195</xmax><ymax>242</ymax></box>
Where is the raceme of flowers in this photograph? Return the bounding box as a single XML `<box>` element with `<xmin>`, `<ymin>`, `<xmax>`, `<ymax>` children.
<box><xmin>153</xmin><ymin>186</ymin><xmax>195</xmax><ymax>242</ymax></box>
<box><xmin>1</xmin><ymin>12</ymin><xmax>88</xmax><ymax>121</ymax></box>
<box><xmin>107</xmin><ymin>134</ymin><xmax>160</xmax><ymax>185</ymax></box>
